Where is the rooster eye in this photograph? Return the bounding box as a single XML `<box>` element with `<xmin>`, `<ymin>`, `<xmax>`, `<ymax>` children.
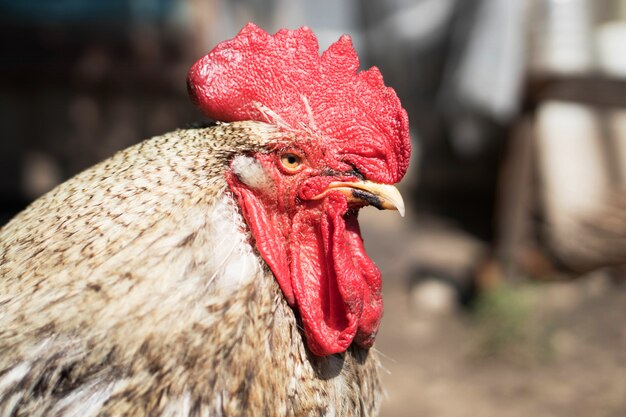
<box><xmin>279</xmin><ymin>153</ymin><xmax>303</xmax><ymax>172</ymax></box>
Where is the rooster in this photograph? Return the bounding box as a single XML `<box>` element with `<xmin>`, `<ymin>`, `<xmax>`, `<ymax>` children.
<box><xmin>0</xmin><ymin>24</ymin><xmax>410</xmax><ymax>416</ymax></box>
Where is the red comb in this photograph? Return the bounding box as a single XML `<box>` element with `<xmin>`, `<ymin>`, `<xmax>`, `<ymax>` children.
<box><xmin>187</xmin><ymin>23</ymin><xmax>410</xmax><ymax>183</ymax></box>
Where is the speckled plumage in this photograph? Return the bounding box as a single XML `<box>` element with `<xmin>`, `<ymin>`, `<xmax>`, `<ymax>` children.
<box><xmin>0</xmin><ymin>121</ymin><xmax>381</xmax><ymax>417</ymax></box>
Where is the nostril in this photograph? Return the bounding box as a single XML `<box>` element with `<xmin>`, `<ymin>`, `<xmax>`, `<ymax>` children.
<box><xmin>321</xmin><ymin>164</ymin><xmax>365</xmax><ymax>180</ymax></box>
<box><xmin>345</xmin><ymin>169</ymin><xmax>364</xmax><ymax>180</ymax></box>
<box><xmin>344</xmin><ymin>163</ymin><xmax>365</xmax><ymax>180</ymax></box>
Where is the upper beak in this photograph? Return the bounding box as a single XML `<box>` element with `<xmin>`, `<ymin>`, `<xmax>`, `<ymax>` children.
<box><xmin>313</xmin><ymin>180</ymin><xmax>406</xmax><ymax>217</ymax></box>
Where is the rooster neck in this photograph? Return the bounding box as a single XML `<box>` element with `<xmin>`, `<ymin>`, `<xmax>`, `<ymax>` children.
<box><xmin>0</xmin><ymin>127</ymin><xmax>381</xmax><ymax>416</ymax></box>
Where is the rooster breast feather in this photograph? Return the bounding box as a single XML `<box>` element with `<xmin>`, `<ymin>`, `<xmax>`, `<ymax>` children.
<box><xmin>0</xmin><ymin>122</ymin><xmax>381</xmax><ymax>417</ymax></box>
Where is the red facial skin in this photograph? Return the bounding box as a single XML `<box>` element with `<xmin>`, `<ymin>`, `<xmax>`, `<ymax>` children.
<box><xmin>188</xmin><ymin>24</ymin><xmax>411</xmax><ymax>356</ymax></box>
<box><xmin>227</xmin><ymin>139</ymin><xmax>383</xmax><ymax>356</ymax></box>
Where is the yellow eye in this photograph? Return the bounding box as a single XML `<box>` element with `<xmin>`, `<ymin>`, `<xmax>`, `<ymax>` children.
<box><xmin>280</xmin><ymin>153</ymin><xmax>303</xmax><ymax>172</ymax></box>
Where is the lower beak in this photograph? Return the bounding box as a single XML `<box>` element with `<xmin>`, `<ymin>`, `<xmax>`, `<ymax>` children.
<box><xmin>313</xmin><ymin>180</ymin><xmax>406</xmax><ymax>217</ymax></box>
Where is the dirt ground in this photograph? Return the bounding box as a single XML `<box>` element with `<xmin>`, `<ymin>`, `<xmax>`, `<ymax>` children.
<box><xmin>359</xmin><ymin>207</ymin><xmax>626</xmax><ymax>417</ymax></box>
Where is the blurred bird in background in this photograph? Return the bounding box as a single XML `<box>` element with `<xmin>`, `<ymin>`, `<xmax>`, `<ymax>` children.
<box><xmin>0</xmin><ymin>24</ymin><xmax>410</xmax><ymax>416</ymax></box>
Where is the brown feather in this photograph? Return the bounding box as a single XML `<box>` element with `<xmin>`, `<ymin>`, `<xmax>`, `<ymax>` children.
<box><xmin>0</xmin><ymin>121</ymin><xmax>381</xmax><ymax>417</ymax></box>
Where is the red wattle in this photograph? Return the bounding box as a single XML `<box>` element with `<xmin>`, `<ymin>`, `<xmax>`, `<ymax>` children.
<box><xmin>229</xmin><ymin>170</ymin><xmax>383</xmax><ymax>356</ymax></box>
<box><xmin>343</xmin><ymin>214</ymin><xmax>383</xmax><ymax>347</ymax></box>
<box><xmin>290</xmin><ymin>192</ymin><xmax>382</xmax><ymax>356</ymax></box>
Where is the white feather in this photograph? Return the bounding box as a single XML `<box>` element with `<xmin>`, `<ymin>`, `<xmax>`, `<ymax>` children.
<box><xmin>160</xmin><ymin>391</ymin><xmax>192</xmax><ymax>417</ymax></box>
<box><xmin>0</xmin><ymin>363</ymin><xmax>29</xmax><ymax>397</ymax></box>
<box><xmin>208</xmin><ymin>195</ymin><xmax>262</xmax><ymax>294</ymax></box>
<box><xmin>49</xmin><ymin>379</ymin><xmax>118</xmax><ymax>417</ymax></box>
<box><xmin>231</xmin><ymin>155</ymin><xmax>272</xmax><ymax>191</ymax></box>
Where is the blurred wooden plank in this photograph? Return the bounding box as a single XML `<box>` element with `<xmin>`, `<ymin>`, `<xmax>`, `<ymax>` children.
<box><xmin>496</xmin><ymin>117</ymin><xmax>535</xmax><ymax>281</ymax></box>
<box><xmin>526</xmin><ymin>75</ymin><xmax>626</xmax><ymax>110</ymax></box>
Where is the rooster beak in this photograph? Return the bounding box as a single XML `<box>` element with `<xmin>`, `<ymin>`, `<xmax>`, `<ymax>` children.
<box><xmin>315</xmin><ymin>180</ymin><xmax>406</xmax><ymax>217</ymax></box>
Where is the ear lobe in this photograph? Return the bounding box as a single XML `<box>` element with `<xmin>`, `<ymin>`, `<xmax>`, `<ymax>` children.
<box><xmin>231</xmin><ymin>155</ymin><xmax>273</xmax><ymax>191</ymax></box>
<box><xmin>226</xmin><ymin>173</ymin><xmax>294</xmax><ymax>305</ymax></box>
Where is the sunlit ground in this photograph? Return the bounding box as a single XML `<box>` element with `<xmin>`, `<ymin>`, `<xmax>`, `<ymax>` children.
<box><xmin>359</xmin><ymin>205</ymin><xmax>626</xmax><ymax>417</ymax></box>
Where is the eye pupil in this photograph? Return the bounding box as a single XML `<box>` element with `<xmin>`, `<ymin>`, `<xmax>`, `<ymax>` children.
<box><xmin>280</xmin><ymin>153</ymin><xmax>302</xmax><ymax>172</ymax></box>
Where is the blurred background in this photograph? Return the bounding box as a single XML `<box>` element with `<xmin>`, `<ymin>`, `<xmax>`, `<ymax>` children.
<box><xmin>1</xmin><ymin>0</ymin><xmax>625</xmax><ymax>416</ymax></box>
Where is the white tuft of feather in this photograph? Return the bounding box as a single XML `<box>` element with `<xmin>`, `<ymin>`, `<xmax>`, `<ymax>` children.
<box><xmin>207</xmin><ymin>195</ymin><xmax>263</xmax><ymax>295</ymax></box>
<box><xmin>49</xmin><ymin>379</ymin><xmax>118</xmax><ymax>417</ymax></box>
<box><xmin>0</xmin><ymin>362</ymin><xmax>29</xmax><ymax>397</ymax></box>
<box><xmin>231</xmin><ymin>155</ymin><xmax>272</xmax><ymax>191</ymax></box>
<box><xmin>300</xmin><ymin>94</ymin><xmax>318</xmax><ymax>134</ymax></box>
<box><xmin>159</xmin><ymin>391</ymin><xmax>192</xmax><ymax>417</ymax></box>
<box><xmin>252</xmin><ymin>101</ymin><xmax>290</xmax><ymax>130</ymax></box>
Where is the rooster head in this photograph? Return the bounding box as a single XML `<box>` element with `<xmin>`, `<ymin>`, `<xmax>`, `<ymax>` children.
<box><xmin>187</xmin><ymin>23</ymin><xmax>411</xmax><ymax>356</ymax></box>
